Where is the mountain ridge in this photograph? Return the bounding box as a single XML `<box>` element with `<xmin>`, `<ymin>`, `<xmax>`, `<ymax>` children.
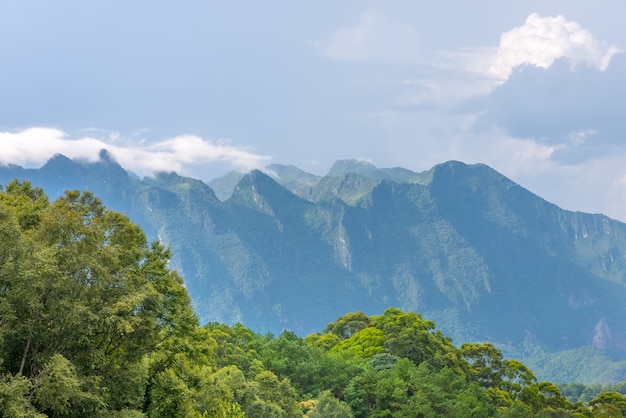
<box><xmin>2</xmin><ymin>154</ymin><xmax>626</xmax><ymax>383</ymax></box>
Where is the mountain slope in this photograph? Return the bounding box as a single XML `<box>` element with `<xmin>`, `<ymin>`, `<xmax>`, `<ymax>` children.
<box><xmin>3</xmin><ymin>155</ymin><xmax>626</xmax><ymax>383</ymax></box>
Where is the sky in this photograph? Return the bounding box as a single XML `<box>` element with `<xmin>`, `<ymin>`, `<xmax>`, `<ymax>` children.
<box><xmin>2</xmin><ymin>1</ymin><xmax>626</xmax><ymax>220</ymax></box>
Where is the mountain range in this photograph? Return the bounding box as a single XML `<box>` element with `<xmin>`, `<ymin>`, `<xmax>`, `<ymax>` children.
<box><xmin>2</xmin><ymin>151</ymin><xmax>626</xmax><ymax>384</ymax></box>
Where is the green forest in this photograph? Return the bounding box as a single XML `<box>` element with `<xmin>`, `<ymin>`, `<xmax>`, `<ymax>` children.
<box><xmin>1</xmin><ymin>181</ymin><xmax>626</xmax><ymax>418</ymax></box>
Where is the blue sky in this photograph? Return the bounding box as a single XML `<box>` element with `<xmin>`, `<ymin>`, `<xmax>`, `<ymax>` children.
<box><xmin>2</xmin><ymin>1</ymin><xmax>626</xmax><ymax>220</ymax></box>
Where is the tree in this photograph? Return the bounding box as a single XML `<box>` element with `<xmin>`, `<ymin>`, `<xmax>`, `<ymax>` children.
<box><xmin>146</xmin><ymin>368</ymin><xmax>197</xmax><ymax>418</ymax></box>
<box><xmin>247</xmin><ymin>370</ymin><xmax>302</xmax><ymax>418</ymax></box>
<box><xmin>589</xmin><ymin>392</ymin><xmax>626</xmax><ymax>417</ymax></box>
<box><xmin>309</xmin><ymin>390</ymin><xmax>353</xmax><ymax>418</ymax></box>
<box><xmin>323</xmin><ymin>312</ymin><xmax>370</xmax><ymax>340</ymax></box>
<box><xmin>0</xmin><ymin>183</ymin><xmax>202</xmax><ymax>416</ymax></box>
<box><xmin>34</xmin><ymin>354</ymin><xmax>103</xmax><ymax>417</ymax></box>
<box><xmin>461</xmin><ymin>343</ymin><xmax>506</xmax><ymax>389</ymax></box>
<box><xmin>206</xmin><ymin>323</ymin><xmax>264</xmax><ymax>377</ymax></box>
<box><xmin>0</xmin><ymin>373</ymin><xmax>45</xmax><ymax>418</ymax></box>
<box><xmin>344</xmin><ymin>359</ymin><xmax>494</xmax><ymax>418</ymax></box>
<box><xmin>330</xmin><ymin>327</ymin><xmax>385</xmax><ymax>360</ymax></box>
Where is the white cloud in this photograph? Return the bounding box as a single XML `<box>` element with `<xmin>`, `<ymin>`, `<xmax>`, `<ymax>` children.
<box><xmin>322</xmin><ymin>11</ymin><xmax>420</xmax><ymax>63</ymax></box>
<box><xmin>0</xmin><ymin>128</ymin><xmax>104</xmax><ymax>165</ymax></box>
<box><xmin>488</xmin><ymin>13</ymin><xmax>620</xmax><ymax>80</ymax></box>
<box><xmin>424</xmin><ymin>13</ymin><xmax>620</xmax><ymax>106</ymax></box>
<box><xmin>0</xmin><ymin>127</ymin><xmax>270</xmax><ymax>178</ymax></box>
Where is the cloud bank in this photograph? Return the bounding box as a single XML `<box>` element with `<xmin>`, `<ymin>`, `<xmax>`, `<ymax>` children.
<box><xmin>0</xmin><ymin>128</ymin><xmax>270</xmax><ymax>178</ymax></box>
<box><xmin>488</xmin><ymin>13</ymin><xmax>620</xmax><ymax>80</ymax></box>
<box><xmin>473</xmin><ymin>52</ymin><xmax>626</xmax><ymax>163</ymax></box>
<box><xmin>425</xmin><ymin>12</ymin><xmax>620</xmax><ymax>108</ymax></box>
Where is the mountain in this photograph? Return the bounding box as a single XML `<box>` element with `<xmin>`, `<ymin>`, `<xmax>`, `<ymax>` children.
<box><xmin>2</xmin><ymin>154</ymin><xmax>626</xmax><ymax>383</ymax></box>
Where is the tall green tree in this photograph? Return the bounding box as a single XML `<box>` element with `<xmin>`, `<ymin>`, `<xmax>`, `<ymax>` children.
<box><xmin>0</xmin><ymin>182</ymin><xmax>201</xmax><ymax>416</ymax></box>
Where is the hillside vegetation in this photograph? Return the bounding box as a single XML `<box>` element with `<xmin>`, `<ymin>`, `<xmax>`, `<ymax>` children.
<box><xmin>2</xmin><ymin>182</ymin><xmax>626</xmax><ymax>417</ymax></box>
<box><xmin>3</xmin><ymin>155</ymin><xmax>626</xmax><ymax>384</ymax></box>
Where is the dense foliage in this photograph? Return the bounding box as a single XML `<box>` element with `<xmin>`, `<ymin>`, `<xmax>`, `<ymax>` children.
<box><xmin>1</xmin><ymin>182</ymin><xmax>626</xmax><ymax>417</ymax></box>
